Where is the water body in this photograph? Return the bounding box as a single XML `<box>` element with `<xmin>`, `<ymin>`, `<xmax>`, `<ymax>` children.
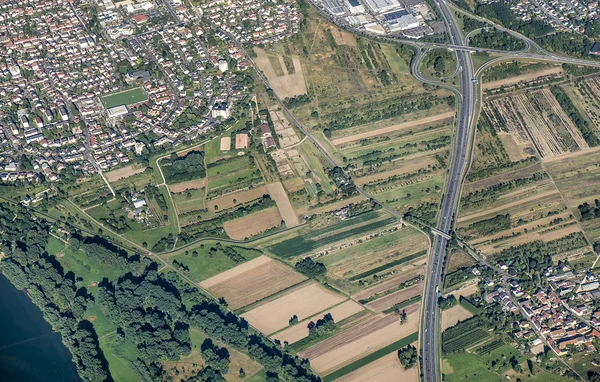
<box><xmin>0</xmin><ymin>274</ymin><xmax>81</xmax><ymax>382</ymax></box>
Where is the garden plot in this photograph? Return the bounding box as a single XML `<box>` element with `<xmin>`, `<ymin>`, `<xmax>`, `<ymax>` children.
<box><xmin>200</xmin><ymin>255</ymin><xmax>306</xmax><ymax>309</ymax></box>
<box><xmin>484</xmin><ymin>89</ymin><xmax>588</xmax><ymax>158</ymax></box>
<box><xmin>241</xmin><ymin>283</ymin><xmax>347</xmax><ymax>335</ymax></box>
<box><xmin>270</xmin><ymin>149</ymin><xmax>295</xmax><ymax>177</ymax></box>
<box><xmin>270</xmin><ymin>108</ymin><xmax>301</xmax><ymax>148</ymax></box>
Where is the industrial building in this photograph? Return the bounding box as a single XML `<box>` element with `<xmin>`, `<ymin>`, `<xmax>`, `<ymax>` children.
<box><xmin>383</xmin><ymin>9</ymin><xmax>419</xmax><ymax>31</ymax></box>
<box><xmin>364</xmin><ymin>0</ymin><xmax>400</xmax><ymax>14</ymax></box>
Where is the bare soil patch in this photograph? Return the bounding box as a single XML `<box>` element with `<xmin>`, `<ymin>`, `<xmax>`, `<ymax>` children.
<box><xmin>330</xmin><ymin>27</ymin><xmax>356</xmax><ymax>46</ymax></box>
<box><xmin>337</xmin><ymin>351</ymin><xmax>418</xmax><ymax>382</ymax></box>
<box><xmin>483</xmin><ymin>67</ymin><xmax>562</xmax><ymax>90</ymax></box>
<box><xmin>242</xmin><ymin>283</ymin><xmax>346</xmax><ymax>335</ymax></box>
<box><xmin>441</xmin><ymin>305</ymin><xmax>473</xmax><ymax>331</ymax></box>
<box><xmin>90</xmin><ymin>281</ymin><xmax>99</xmax><ymax>287</ymax></box>
<box><xmin>170</xmin><ymin>178</ymin><xmax>208</xmax><ymax>193</ymax></box>
<box><xmin>206</xmin><ymin>186</ymin><xmax>268</xmax><ymax>211</ymax></box>
<box><xmin>254</xmin><ymin>48</ymin><xmax>307</xmax><ymax>99</ymax></box>
<box><xmin>105</xmin><ymin>165</ymin><xmax>147</xmax><ymax>182</ymax></box>
<box><xmin>203</xmin><ymin>257</ymin><xmax>306</xmax><ymax>309</ymax></box>
<box><xmin>224</xmin><ymin>207</ymin><xmax>283</xmax><ymax>240</ymax></box>
<box><xmin>332</xmin><ymin>112</ymin><xmax>455</xmax><ymax>146</ymax></box>
<box><xmin>352</xmin><ymin>269</ymin><xmax>423</xmax><ymax>301</ymax></box>
<box><xmin>87</xmin><ymin>316</ymin><xmax>97</xmax><ymax>323</ymax></box>
<box><xmin>365</xmin><ymin>283</ymin><xmax>423</xmax><ymax>312</ymax></box>
<box><xmin>305</xmin><ymin>305</ymin><xmax>420</xmax><ymax>374</ymax></box>
<box><xmin>266</xmin><ymin>182</ymin><xmax>300</xmax><ymax>227</ymax></box>
<box><xmin>272</xmin><ymin>300</ymin><xmax>365</xmax><ymax>345</ymax></box>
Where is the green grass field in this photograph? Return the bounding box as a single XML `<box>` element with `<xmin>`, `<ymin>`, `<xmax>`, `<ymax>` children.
<box><xmin>102</xmin><ymin>87</ymin><xmax>148</xmax><ymax>108</ymax></box>
<box><xmin>164</xmin><ymin>242</ymin><xmax>262</xmax><ymax>282</ymax></box>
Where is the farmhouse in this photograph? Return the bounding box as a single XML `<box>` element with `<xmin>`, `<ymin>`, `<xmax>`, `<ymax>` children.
<box><xmin>260</xmin><ymin>124</ymin><xmax>272</xmax><ymax>137</ymax></box>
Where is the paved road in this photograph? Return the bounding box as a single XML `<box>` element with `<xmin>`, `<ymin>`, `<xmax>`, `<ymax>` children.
<box><xmin>420</xmin><ymin>1</ymin><xmax>476</xmax><ymax>382</ymax></box>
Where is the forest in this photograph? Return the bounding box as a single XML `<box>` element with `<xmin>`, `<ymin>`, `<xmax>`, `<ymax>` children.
<box><xmin>0</xmin><ymin>202</ymin><xmax>319</xmax><ymax>382</ymax></box>
<box><xmin>161</xmin><ymin>151</ymin><xmax>207</xmax><ymax>184</ymax></box>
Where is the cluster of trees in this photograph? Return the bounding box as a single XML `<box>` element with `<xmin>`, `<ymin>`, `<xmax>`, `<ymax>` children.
<box><xmin>200</xmin><ymin>339</ymin><xmax>230</xmax><ymax>375</ymax></box>
<box><xmin>0</xmin><ymin>203</ymin><xmax>110</xmax><ymax>381</ymax></box>
<box><xmin>162</xmin><ymin>151</ymin><xmax>206</xmax><ymax>184</ymax></box>
<box><xmin>423</xmin><ymin>49</ymin><xmax>454</xmax><ymax>75</ymax></box>
<box><xmin>438</xmin><ymin>294</ymin><xmax>458</xmax><ymax>310</ymax></box>
<box><xmin>295</xmin><ymin>257</ymin><xmax>327</xmax><ymax>277</ymax></box>
<box><xmin>397</xmin><ymin>345</ymin><xmax>418</xmax><ymax>369</ymax></box>
<box><xmin>283</xmin><ymin>94</ymin><xmax>311</xmax><ymax>108</ymax></box>
<box><xmin>0</xmin><ymin>201</ymin><xmax>320</xmax><ymax>382</ymax></box>
<box><xmin>327</xmin><ymin>166</ymin><xmax>357</xmax><ymax>197</ymax></box>
<box><xmin>469</xmin><ymin>29</ymin><xmax>526</xmax><ymax>51</ymax></box>
<box><xmin>550</xmin><ymin>85</ymin><xmax>600</xmax><ymax>147</ymax></box>
<box><xmin>462</xmin><ymin>172</ymin><xmax>547</xmax><ymax>210</ymax></box>
<box><xmin>171</xmin><ymin>106</ymin><xmax>209</xmax><ymax>131</ymax></box>
<box><xmin>320</xmin><ymin>93</ymin><xmax>445</xmax><ymax>132</ymax></box>
<box><xmin>494</xmin><ymin>232</ymin><xmax>587</xmax><ymax>277</ymax></box>
<box><xmin>465</xmin><ymin>214</ymin><xmax>512</xmax><ymax>237</ymax></box>
<box><xmin>578</xmin><ymin>199</ymin><xmax>600</xmax><ymax>221</ymax></box>
<box><xmin>307</xmin><ymin>313</ymin><xmax>336</xmax><ymax>338</ymax></box>
<box><xmin>467</xmin><ymin>157</ymin><xmax>537</xmax><ymax>182</ymax></box>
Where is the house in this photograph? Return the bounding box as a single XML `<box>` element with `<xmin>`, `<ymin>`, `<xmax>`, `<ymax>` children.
<box><xmin>260</xmin><ymin>124</ymin><xmax>272</xmax><ymax>137</ymax></box>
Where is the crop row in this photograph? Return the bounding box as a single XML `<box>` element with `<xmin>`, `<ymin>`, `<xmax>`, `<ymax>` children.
<box><xmin>268</xmin><ymin>216</ymin><xmax>398</xmax><ymax>258</ymax></box>
<box><xmin>442</xmin><ymin>328</ymin><xmax>489</xmax><ymax>353</ymax></box>
<box><xmin>475</xmin><ymin>338</ymin><xmax>505</xmax><ymax>355</ymax></box>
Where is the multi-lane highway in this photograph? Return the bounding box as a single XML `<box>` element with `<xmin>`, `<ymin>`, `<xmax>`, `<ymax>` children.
<box><xmin>420</xmin><ymin>1</ymin><xmax>476</xmax><ymax>382</ymax></box>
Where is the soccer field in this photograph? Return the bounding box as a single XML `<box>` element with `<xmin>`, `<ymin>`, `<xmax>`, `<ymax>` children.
<box><xmin>101</xmin><ymin>87</ymin><xmax>147</xmax><ymax>108</ymax></box>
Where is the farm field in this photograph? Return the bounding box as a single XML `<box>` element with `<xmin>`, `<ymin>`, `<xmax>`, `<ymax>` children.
<box><xmin>544</xmin><ymin>148</ymin><xmax>600</xmax><ymax>243</ymax></box>
<box><xmin>271</xmin><ymin>300</ymin><xmax>365</xmax><ymax>345</ymax></box>
<box><xmin>241</xmin><ymin>283</ymin><xmax>347</xmax><ymax>335</ymax></box>
<box><xmin>482</xmin><ymin>88</ymin><xmax>588</xmax><ymax>159</ymax></box>
<box><xmin>265</xmin><ymin>182</ymin><xmax>300</xmax><ymax>227</ymax></box>
<box><xmin>172</xmin><ymin>187</ymin><xmax>208</xmax><ymax>227</ymax></box>
<box><xmin>200</xmin><ymin>255</ymin><xmax>307</xmax><ymax>309</ymax></box>
<box><xmin>482</xmin><ymin>66</ymin><xmax>563</xmax><ymax>90</ymax></box>
<box><xmin>223</xmin><ymin>206</ymin><xmax>283</xmax><ymax>240</ymax></box>
<box><xmin>206</xmin><ymin>186</ymin><xmax>268</xmax><ymax>211</ymax></box>
<box><xmin>300</xmin><ymin>303</ymin><xmax>420</xmax><ymax>375</ymax></box>
<box><xmin>262</xmin><ymin>210</ymin><xmax>399</xmax><ymax>259</ymax></box>
<box><xmin>334</xmin><ymin>350</ymin><xmax>418</xmax><ymax>382</ymax></box>
<box><xmin>364</xmin><ymin>283</ymin><xmax>423</xmax><ymax>312</ymax></box>
<box><xmin>206</xmin><ymin>156</ymin><xmax>263</xmax><ymax>197</ymax></box>
<box><xmin>441</xmin><ymin>305</ymin><xmax>474</xmax><ymax>331</ymax></box>
<box><xmin>456</xmin><ymin>104</ymin><xmax>593</xmax><ymax>258</ymax></box>
<box><xmin>169</xmin><ymin>179</ymin><xmax>207</xmax><ymax>193</ymax></box>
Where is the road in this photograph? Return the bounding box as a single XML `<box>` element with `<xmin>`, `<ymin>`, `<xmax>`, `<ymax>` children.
<box><xmin>420</xmin><ymin>1</ymin><xmax>476</xmax><ymax>382</ymax></box>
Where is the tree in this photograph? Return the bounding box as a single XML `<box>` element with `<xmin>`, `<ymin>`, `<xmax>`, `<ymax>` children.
<box><xmin>397</xmin><ymin>345</ymin><xmax>417</xmax><ymax>368</ymax></box>
<box><xmin>295</xmin><ymin>257</ymin><xmax>326</xmax><ymax>277</ymax></box>
<box><xmin>200</xmin><ymin>339</ymin><xmax>230</xmax><ymax>374</ymax></box>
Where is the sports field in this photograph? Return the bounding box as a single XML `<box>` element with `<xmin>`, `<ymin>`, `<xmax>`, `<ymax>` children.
<box><xmin>102</xmin><ymin>87</ymin><xmax>148</xmax><ymax>108</ymax></box>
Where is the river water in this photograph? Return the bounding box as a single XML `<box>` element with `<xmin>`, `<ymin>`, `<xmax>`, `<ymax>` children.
<box><xmin>0</xmin><ymin>274</ymin><xmax>81</xmax><ymax>382</ymax></box>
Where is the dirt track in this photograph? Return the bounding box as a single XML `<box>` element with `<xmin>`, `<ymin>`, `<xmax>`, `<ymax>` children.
<box><xmin>331</xmin><ymin>112</ymin><xmax>455</xmax><ymax>146</ymax></box>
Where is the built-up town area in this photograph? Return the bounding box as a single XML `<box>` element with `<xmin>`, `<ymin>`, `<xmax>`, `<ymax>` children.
<box><xmin>0</xmin><ymin>0</ymin><xmax>298</xmax><ymax>185</ymax></box>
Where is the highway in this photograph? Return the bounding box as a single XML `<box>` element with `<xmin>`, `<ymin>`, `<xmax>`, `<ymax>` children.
<box><xmin>420</xmin><ymin>1</ymin><xmax>476</xmax><ymax>382</ymax></box>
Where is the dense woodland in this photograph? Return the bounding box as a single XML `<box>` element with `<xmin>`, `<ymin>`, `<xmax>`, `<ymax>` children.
<box><xmin>162</xmin><ymin>151</ymin><xmax>207</xmax><ymax>184</ymax></box>
<box><xmin>0</xmin><ymin>202</ymin><xmax>319</xmax><ymax>381</ymax></box>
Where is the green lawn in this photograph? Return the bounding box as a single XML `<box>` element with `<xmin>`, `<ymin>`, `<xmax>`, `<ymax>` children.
<box><xmin>46</xmin><ymin>236</ymin><xmax>67</xmax><ymax>255</ymax></box>
<box><xmin>164</xmin><ymin>242</ymin><xmax>262</xmax><ymax>282</ymax></box>
<box><xmin>208</xmin><ymin>168</ymin><xmax>262</xmax><ymax>191</ymax></box>
<box><xmin>443</xmin><ymin>352</ymin><xmax>502</xmax><ymax>382</ymax></box>
<box><xmin>173</xmin><ymin>188</ymin><xmax>206</xmax><ymax>214</ymax></box>
<box><xmin>102</xmin><ymin>87</ymin><xmax>148</xmax><ymax>108</ymax></box>
<box><xmin>207</xmin><ymin>157</ymin><xmax>252</xmax><ymax>177</ymax></box>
